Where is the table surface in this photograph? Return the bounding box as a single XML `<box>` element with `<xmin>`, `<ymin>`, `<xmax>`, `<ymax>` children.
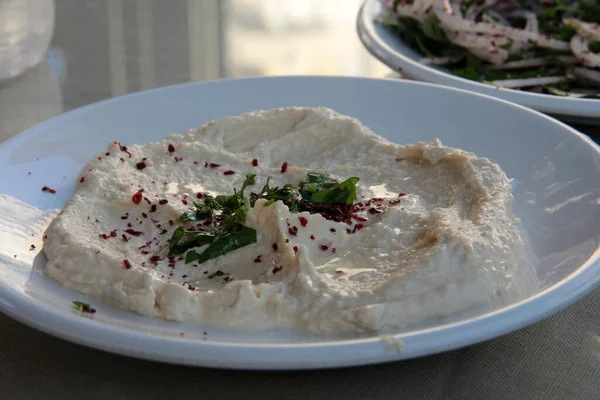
<box><xmin>1</xmin><ymin>1</ymin><xmax>599</xmax><ymax>399</ymax></box>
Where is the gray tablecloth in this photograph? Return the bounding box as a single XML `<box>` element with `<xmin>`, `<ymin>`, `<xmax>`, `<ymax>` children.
<box><xmin>1</xmin><ymin>1</ymin><xmax>599</xmax><ymax>399</ymax></box>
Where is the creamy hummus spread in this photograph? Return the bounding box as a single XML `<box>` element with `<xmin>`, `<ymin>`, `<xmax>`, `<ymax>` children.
<box><xmin>43</xmin><ymin>107</ymin><xmax>522</xmax><ymax>332</ymax></box>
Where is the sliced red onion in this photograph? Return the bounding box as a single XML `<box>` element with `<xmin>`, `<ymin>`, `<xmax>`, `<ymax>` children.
<box><xmin>491</xmin><ymin>76</ymin><xmax>569</xmax><ymax>89</ymax></box>
<box><xmin>435</xmin><ymin>9</ymin><xmax>570</xmax><ymax>51</ymax></box>
<box><xmin>570</xmin><ymin>35</ymin><xmax>600</xmax><ymax>69</ymax></box>
<box><xmin>564</xmin><ymin>18</ymin><xmax>600</xmax><ymax>42</ymax></box>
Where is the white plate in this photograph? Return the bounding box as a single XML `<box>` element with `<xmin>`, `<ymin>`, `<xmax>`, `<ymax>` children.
<box><xmin>1</xmin><ymin>76</ymin><xmax>599</xmax><ymax>370</ymax></box>
<box><xmin>357</xmin><ymin>0</ymin><xmax>600</xmax><ymax>125</ymax></box>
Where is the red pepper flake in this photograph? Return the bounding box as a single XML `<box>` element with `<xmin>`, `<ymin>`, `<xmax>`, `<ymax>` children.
<box><xmin>272</xmin><ymin>243</ymin><xmax>278</xmax><ymax>251</ymax></box>
<box><xmin>193</xmin><ymin>161</ymin><xmax>198</xmax><ymax>165</ymax></box>
<box><xmin>136</xmin><ymin>162</ymin><xmax>146</xmax><ymax>170</ymax></box>
<box><xmin>319</xmin><ymin>245</ymin><xmax>329</xmax><ymax>251</ymax></box>
<box><xmin>398</xmin><ymin>193</ymin><xmax>406</xmax><ymax>197</ymax></box>
<box><xmin>293</xmin><ymin>246</ymin><xmax>298</xmax><ymax>253</ymax></box>
<box><xmin>160</xmin><ymin>229</ymin><xmax>168</xmax><ymax>235</ymax></box>
<box><xmin>209</xmin><ymin>163</ymin><xmax>220</xmax><ymax>168</ymax></box>
<box><xmin>254</xmin><ymin>255</ymin><xmax>262</xmax><ymax>263</ymax></box>
<box><xmin>174</xmin><ymin>157</ymin><xmax>181</xmax><ymax>162</ymax></box>
<box><xmin>335</xmin><ymin>270</ymin><xmax>343</xmax><ymax>274</ymax></box>
<box><xmin>30</xmin><ymin>244</ymin><xmax>36</xmax><ymax>251</ymax></box>
<box><xmin>353</xmin><ymin>223</ymin><xmax>365</xmax><ymax>233</ymax></box>
<box><xmin>168</xmin><ymin>220</ymin><xmax>174</xmax><ymax>226</ymax></box>
<box><xmin>182</xmin><ymin>199</ymin><xmax>188</xmax><ymax>205</ymax></box>
<box><xmin>310</xmin><ymin>235</ymin><xmax>315</xmax><ymax>240</ymax></box>
<box><xmin>127</xmin><ymin>222</ymin><xmax>133</xmax><ymax>227</ymax></box>
<box><xmin>354</xmin><ymin>215</ymin><xmax>368</xmax><ymax>222</ymax></box>
<box><xmin>251</xmin><ymin>158</ymin><xmax>259</xmax><ymax>167</ymax></box>
<box><xmin>298</xmin><ymin>216</ymin><xmax>308</xmax><ymax>227</ymax></box>
<box><xmin>368</xmin><ymin>207</ymin><xmax>383</xmax><ymax>214</ymax></box>
<box><xmin>332</xmin><ymin>248</ymin><xmax>336</xmax><ymax>254</ymax></box>
<box><xmin>99</xmin><ymin>233</ymin><xmax>110</xmax><ymax>240</ymax></box>
<box><xmin>119</xmin><ymin>145</ymin><xmax>132</xmax><ymax>158</ymax></box>
<box><xmin>272</xmin><ymin>266</ymin><xmax>283</xmax><ymax>274</ymax></box>
<box><xmin>110</xmin><ymin>230</ymin><xmax>117</xmax><ymax>237</ymax></box>
<box><xmin>123</xmin><ymin>259</ymin><xmax>132</xmax><ymax>269</ymax></box>
<box><xmin>143</xmin><ymin>196</ymin><xmax>151</xmax><ymax>205</ymax></box>
<box><xmin>280</xmin><ymin>161</ymin><xmax>288</xmax><ymax>173</ymax></box>
<box><xmin>285</xmin><ymin>238</ymin><xmax>289</xmax><ymax>243</ymax></box>
<box><xmin>288</xmin><ymin>226</ymin><xmax>298</xmax><ymax>236</ymax></box>
<box><xmin>168</xmin><ymin>144</ymin><xmax>175</xmax><ymax>154</ymax></box>
<box><xmin>149</xmin><ymin>255</ymin><xmax>160</xmax><ymax>266</ymax></box>
<box><xmin>196</xmin><ymin>192</ymin><xmax>203</xmax><ymax>199</ymax></box>
<box><xmin>224</xmin><ymin>276</ymin><xmax>233</xmax><ymax>283</ymax></box>
<box><xmin>330</xmin><ymin>228</ymin><xmax>336</xmax><ymax>233</ymax></box>
<box><xmin>121</xmin><ymin>234</ymin><xmax>129</xmax><ymax>242</ymax></box>
<box><xmin>149</xmin><ymin>204</ymin><xmax>157</xmax><ymax>213</ymax></box>
<box><xmin>141</xmin><ymin>212</ymin><xmax>148</xmax><ymax>218</ymax></box>
<box><xmin>132</xmin><ymin>190</ymin><xmax>143</xmax><ymax>204</ymax></box>
<box><xmin>204</xmin><ymin>161</ymin><xmax>208</xmax><ymax>167</ymax></box>
<box><xmin>223</xmin><ymin>170</ymin><xmax>235</xmax><ymax>175</ymax></box>
<box><xmin>79</xmin><ymin>177</ymin><xmax>85</xmax><ymax>183</ymax></box>
<box><xmin>125</xmin><ymin>229</ymin><xmax>144</xmax><ymax>236</ymax></box>
<box><xmin>41</xmin><ymin>186</ymin><xmax>56</xmax><ymax>194</ymax></box>
<box><xmin>158</xmin><ymin>199</ymin><xmax>168</xmax><ymax>205</ymax></box>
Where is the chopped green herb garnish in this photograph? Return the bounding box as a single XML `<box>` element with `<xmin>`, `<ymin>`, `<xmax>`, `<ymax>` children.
<box><xmin>169</xmin><ymin>171</ymin><xmax>360</xmax><ymax>264</ymax></box>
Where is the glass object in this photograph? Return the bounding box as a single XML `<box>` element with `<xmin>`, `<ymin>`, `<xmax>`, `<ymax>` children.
<box><xmin>0</xmin><ymin>0</ymin><xmax>54</xmax><ymax>81</ymax></box>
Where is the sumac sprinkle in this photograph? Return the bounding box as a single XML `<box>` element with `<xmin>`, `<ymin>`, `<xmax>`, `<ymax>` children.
<box><xmin>330</xmin><ymin>228</ymin><xmax>336</xmax><ymax>232</ymax></box>
<box><xmin>332</xmin><ymin>248</ymin><xmax>336</xmax><ymax>254</ymax></box>
<box><xmin>99</xmin><ymin>233</ymin><xmax>110</xmax><ymax>240</ymax></box>
<box><xmin>209</xmin><ymin>163</ymin><xmax>220</xmax><ymax>168</ymax></box>
<box><xmin>254</xmin><ymin>255</ymin><xmax>262</xmax><ymax>263</ymax></box>
<box><xmin>136</xmin><ymin>162</ymin><xmax>146</xmax><ymax>170</ymax></box>
<box><xmin>105</xmin><ymin>152</ymin><xmax>111</xmax><ymax>156</ymax></box>
<box><xmin>182</xmin><ymin>199</ymin><xmax>188</xmax><ymax>205</ymax></box>
<box><xmin>310</xmin><ymin>235</ymin><xmax>315</xmax><ymax>240</ymax></box>
<box><xmin>120</xmin><ymin>145</ymin><xmax>132</xmax><ymax>158</ymax></box>
<box><xmin>251</xmin><ymin>158</ymin><xmax>259</xmax><ymax>167</ymax></box>
<box><xmin>204</xmin><ymin>161</ymin><xmax>208</xmax><ymax>167</ymax></box>
<box><xmin>142</xmin><ymin>212</ymin><xmax>148</xmax><ymax>218</ymax></box>
<box><xmin>194</xmin><ymin>161</ymin><xmax>198</xmax><ymax>165</ymax></box>
<box><xmin>293</xmin><ymin>246</ymin><xmax>298</xmax><ymax>253</ymax></box>
<box><xmin>121</xmin><ymin>214</ymin><xmax>128</xmax><ymax>220</ymax></box>
<box><xmin>168</xmin><ymin>220</ymin><xmax>174</xmax><ymax>226</ymax></box>
<box><xmin>298</xmin><ymin>216</ymin><xmax>308</xmax><ymax>227</ymax></box>
<box><xmin>398</xmin><ymin>192</ymin><xmax>406</xmax><ymax>197</ymax></box>
<box><xmin>80</xmin><ymin>177</ymin><xmax>85</xmax><ymax>183</ymax></box>
<box><xmin>368</xmin><ymin>207</ymin><xmax>383</xmax><ymax>214</ymax></box>
<box><xmin>158</xmin><ymin>199</ymin><xmax>168</xmax><ymax>205</ymax></box>
<box><xmin>272</xmin><ymin>243</ymin><xmax>278</xmax><ymax>251</ymax></box>
<box><xmin>168</xmin><ymin>144</ymin><xmax>175</xmax><ymax>154</ymax></box>
<box><xmin>132</xmin><ymin>190</ymin><xmax>143</xmax><ymax>204</ymax></box>
<box><xmin>196</xmin><ymin>192</ymin><xmax>203</xmax><ymax>199</ymax></box>
<box><xmin>41</xmin><ymin>186</ymin><xmax>56</xmax><ymax>194</ymax></box>
<box><xmin>272</xmin><ymin>266</ymin><xmax>283</xmax><ymax>274</ymax></box>
<box><xmin>288</xmin><ymin>226</ymin><xmax>298</xmax><ymax>236</ymax></box>
<box><xmin>123</xmin><ymin>259</ymin><xmax>132</xmax><ymax>269</ymax></box>
<box><xmin>280</xmin><ymin>162</ymin><xmax>288</xmax><ymax>173</ymax></box>
<box><xmin>110</xmin><ymin>230</ymin><xmax>117</xmax><ymax>237</ymax></box>
<box><xmin>125</xmin><ymin>229</ymin><xmax>144</xmax><ymax>236</ymax></box>
<box><xmin>223</xmin><ymin>170</ymin><xmax>235</xmax><ymax>175</ymax></box>
<box><xmin>149</xmin><ymin>204</ymin><xmax>157</xmax><ymax>213</ymax></box>
<box><xmin>121</xmin><ymin>234</ymin><xmax>129</xmax><ymax>242</ymax></box>
<box><xmin>319</xmin><ymin>245</ymin><xmax>329</xmax><ymax>251</ymax></box>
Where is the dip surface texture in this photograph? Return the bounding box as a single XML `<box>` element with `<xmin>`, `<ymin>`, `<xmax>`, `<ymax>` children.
<box><xmin>43</xmin><ymin>107</ymin><xmax>522</xmax><ymax>332</ymax></box>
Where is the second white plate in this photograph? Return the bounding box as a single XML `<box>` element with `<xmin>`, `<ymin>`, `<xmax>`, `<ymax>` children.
<box><xmin>357</xmin><ymin>0</ymin><xmax>600</xmax><ymax>125</ymax></box>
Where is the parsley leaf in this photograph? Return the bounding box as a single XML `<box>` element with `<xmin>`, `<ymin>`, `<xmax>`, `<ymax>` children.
<box><xmin>185</xmin><ymin>226</ymin><xmax>257</xmax><ymax>264</ymax></box>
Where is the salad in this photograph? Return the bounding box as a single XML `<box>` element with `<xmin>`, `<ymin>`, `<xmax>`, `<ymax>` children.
<box><xmin>376</xmin><ymin>0</ymin><xmax>600</xmax><ymax>98</ymax></box>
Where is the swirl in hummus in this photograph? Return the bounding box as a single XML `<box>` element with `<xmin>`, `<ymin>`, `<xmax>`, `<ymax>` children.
<box><xmin>43</xmin><ymin>107</ymin><xmax>523</xmax><ymax>332</ymax></box>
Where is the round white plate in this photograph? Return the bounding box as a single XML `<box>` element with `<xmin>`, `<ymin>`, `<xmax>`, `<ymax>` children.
<box><xmin>1</xmin><ymin>76</ymin><xmax>599</xmax><ymax>370</ymax></box>
<box><xmin>357</xmin><ymin>0</ymin><xmax>600</xmax><ymax>125</ymax></box>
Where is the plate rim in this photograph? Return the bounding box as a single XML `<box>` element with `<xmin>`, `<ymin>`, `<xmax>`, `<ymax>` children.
<box><xmin>1</xmin><ymin>75</ymin><xmax>600</xmax><ymax>369</ymax></box>
<box><xmin>357</xmin><ymin>0</ymin><xmax>600</xmax><ymax>120</ymax></box>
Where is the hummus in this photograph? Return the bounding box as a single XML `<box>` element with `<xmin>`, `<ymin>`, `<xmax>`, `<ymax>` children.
<box><xmin>43</xmin><ymin>107</ymin><xmax>523</xmax><ymax>332</ymax></box>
